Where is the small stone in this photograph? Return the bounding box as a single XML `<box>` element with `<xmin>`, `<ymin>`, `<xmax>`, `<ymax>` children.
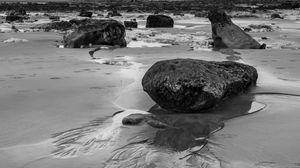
<box><xmin>122</xmin><ymin>113</ymin><xmax>146</xmax><ymax>125</ymax></box>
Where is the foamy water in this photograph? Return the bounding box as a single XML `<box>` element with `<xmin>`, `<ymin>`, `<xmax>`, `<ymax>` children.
<box><xmin>127</xmin><ymin>41</ymin><xmax>171</xmax><ymax>48</ymax></box>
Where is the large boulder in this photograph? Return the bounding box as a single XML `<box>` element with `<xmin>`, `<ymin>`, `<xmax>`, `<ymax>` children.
<box><xmin>208</xmin><ymin>9</ymin><xmax>264</xmax><ymax>49</ymax></box>
<box><xmin>146</xmin><ymin>15</ymin><xmax>174</xmax><ymax>28</ymax></box>
<box><xmin>64</xmin><ymin>19</ymin><xmax>126</xmax><ymax>48</ymax></box>
<box><xmin>142</xmin><ymin>59</ymin><xmax>258</xmax><ymax>112</ymax></box>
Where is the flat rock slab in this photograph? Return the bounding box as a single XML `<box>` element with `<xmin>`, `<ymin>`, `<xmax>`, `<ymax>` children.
<box><xmin>142</xmin><ymin>59</ymin><xmax>258</xmax><ymax>112</ymax></box>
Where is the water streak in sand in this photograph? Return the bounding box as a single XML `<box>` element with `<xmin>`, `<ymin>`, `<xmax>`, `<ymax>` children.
<box><xmin>51</xmin><ymin>56</ymin><xmax>152</xmax><ymax>159</ymax></box>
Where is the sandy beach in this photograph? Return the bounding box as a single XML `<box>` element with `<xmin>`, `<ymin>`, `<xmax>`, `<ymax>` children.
<box><xmin>0</xmin><ymin>10</ymin><xmax>300</xmax><ymax>168</ymax></box>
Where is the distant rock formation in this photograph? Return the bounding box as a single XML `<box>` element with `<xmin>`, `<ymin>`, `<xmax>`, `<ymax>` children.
<box><xmin>146</xmin><ymin>15</ymin><xmax>174</xmax><ymax>28</ymax></box>
<box><xmin>5</xmin><ymin>9</ymin><xmax>28</xmax><ymax>23</ymax></box>
<box><xmin>124</xmin><ymin>20</ymin><xmax>138</xmax><ymax>28</ymax></box>
<box><xmin>208</xmin><ymin>9</ymin><xmax>265</xmax><ymax>49</ymax></box>
<box><xmin>63</xmin><ymin>19</ymin><xmax>126</xmax><ymax>48</ymax></box>
<box><xmin>142</xmin><ymin>59</ymin><xmax>258</xmax><ymax>112</ymax></box>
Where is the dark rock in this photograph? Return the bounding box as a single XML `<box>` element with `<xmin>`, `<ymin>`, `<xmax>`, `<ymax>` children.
<box><xmin>6</xmin><ymin>9</ymin><xmax>27</xmax><ymax>16</ymax></box>
<box><xmin>124</xmin><ymin>20</ymin><xmax>138</xmax><ymax>28</ymax></box>
<box><xmin>243</xmin><ymin>27</ymin><xmax>252</xmax><ymax>32</ymax></box>
<box><xmin>49</xmin><ymin>16</ymin><xmax>60</xmax><ymax>21</ymax></box>
<box><xmin>122</xmin><ymin>113</ymin><xmax>168</xmax><ymax>129</ymax></box>
<box><xmin>5</xmin><ymin>9</ymin><xmax>29</xmax><ymax>23</ymax></box>
<box><xmin>146</xmin><ymin>15</ymin><xmax>174</xmax><ymax>28</ymax></box>
<box><xmin>142</xmin><ymin>59</ymin><xmax>258</xmax><ymax>112</ymax></box>
<box><xmin>173</xmin><ymin>12</ymin><xmax>184</xmax><ymax>16</ymax></box>
<box><xmin>246</xmin><ymin>24</ymin><xmax>274</xmax><ymax>32</ymax></box>
<box><xmin>64</xmin><ymin>19</ymin><xmax>126</xmax><ymax>48</ymax></box>
<box><xmin>271</xmin><ymin>13</ymin><xmax>283</xmax><ymax>19</ymax></box>
<box><xmin>6</xmin><ymin>15</ymin><xmax>23</xmax><ymax>22</ymax></box>
<box><xmin>208</xmin><ymin>9</ymin><xmax>264</xmax><ymax>49</ymax></box>
<box><xmin>11</xmin><ymin>25</ymin><xmax>18</xmax><ymax>32</ymax></box>
<box><xmin>79</xmin><ymin>11</ymin><xmax>93</xmax><ymax>17</ymax></box>
<box><xmin>107</xmin><ymin>10</ymin><xmax>122</xmax><ymax>17</ymax></box>
<box><xmin>122</xmin><ymin>113</ymin><xmax>146</xmax><ymax>125</ymax></box>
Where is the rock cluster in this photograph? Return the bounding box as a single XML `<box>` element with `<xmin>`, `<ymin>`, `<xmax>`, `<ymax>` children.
<box><xmin>5</xmin><ymin>9</ymin><xmax>28</xmax><ymax>23</ymax></box>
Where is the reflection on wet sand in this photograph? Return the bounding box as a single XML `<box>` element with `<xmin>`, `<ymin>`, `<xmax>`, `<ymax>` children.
<box><xmin>51</xmin><ymin>92</ymin><xmax>266</xmax><ymax>167</ymax></box>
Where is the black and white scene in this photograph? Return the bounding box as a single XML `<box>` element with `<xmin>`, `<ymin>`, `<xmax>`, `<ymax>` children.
<box><xmin>0</xmin><ymin>0</ymin><xmax>300</xmax><ymax>167</ymax></box>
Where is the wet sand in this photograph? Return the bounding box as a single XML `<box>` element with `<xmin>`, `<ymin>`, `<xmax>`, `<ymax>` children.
<box><xmin>0</xmin><ymin>14</ymin><xmax>300</xmax><ymax>168</ymax></box>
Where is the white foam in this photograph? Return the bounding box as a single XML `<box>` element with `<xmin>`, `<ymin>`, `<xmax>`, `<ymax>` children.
<box><xmin>174</xmin><ymin>25</ymin><xmax>187</xmax><ymax>29</ymax></box>
<box><xmin>127</xmin><ymin>41</ymin><xmax>171</xmax><ymax>48</ymax></box>
<box><xmin>3</xmin><ymin>38</ymin><xmax>28</xmax><ymax>43</ymax></box>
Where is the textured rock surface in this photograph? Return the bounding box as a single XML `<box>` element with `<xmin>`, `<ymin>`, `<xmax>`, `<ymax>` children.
<box><xmin>146</xmin><ymin>15</ymin><xmax>174</xmax><ymax>28</ymax></box>
<box><xmin>64</xmin><ymin>19</ymin><xmax>126</xmax><ymax>48</ymax></box>
<box><xmin>33</xmin><ymin>21</ymin><xmax>72</xmax><ymax>31</ymax></box>
<box><xmin>142</xmin><ymin>59</ymin><xmax>258</xmax><ymax>112</ymax></box>
<box><xmin>208</xmin><ymin>9</ymin><xmax>264</xmax><ymax>49</ymax></box>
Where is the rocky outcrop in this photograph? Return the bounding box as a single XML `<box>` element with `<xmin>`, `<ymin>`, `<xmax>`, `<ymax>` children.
<box><xmin>142</xmin><ymin>59</ymin><xmax>258</xmax><ymax>113</ymax></box>
<box><xmin>124</xmin><ymin>20</ymin><xmax>138</xmax><ymax>28</ymax></box>
<box><xmin>63</xmin><ymin>19</ymin><xmax>126</xmax><ymax>48</ymax></box>
<box><xmin>208</xmin><ymin>9</ymin><xmax>264</xmax><ymax>49</ymax></box>
<box><xmin>146</xmin><ymin>15</ymin><xmax>174</xmax><ymax>28</ymax></box>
